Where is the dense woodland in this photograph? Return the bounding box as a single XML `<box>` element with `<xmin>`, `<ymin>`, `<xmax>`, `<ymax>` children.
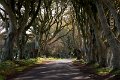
<box><xmin>0</xmin><ymin>0</ymin><xmax>120</xmax><ymax>70</ymax></box>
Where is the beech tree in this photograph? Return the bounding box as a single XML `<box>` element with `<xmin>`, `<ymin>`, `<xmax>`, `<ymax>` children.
<box><xmin>0</xmin><ymin>0</ymin><xmax>41</xmax><ymax>60</ymax></box>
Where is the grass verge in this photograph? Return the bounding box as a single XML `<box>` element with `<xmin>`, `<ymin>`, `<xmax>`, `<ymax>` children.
<box><xmin>0</xmin><ymin>57</ymin><xmax>55</xmax><ymax>80</ymax></box>
<box><xmin>72</xmin><ymin>60</ymin><xmax>120</xmax><ymax>80</ymax></box>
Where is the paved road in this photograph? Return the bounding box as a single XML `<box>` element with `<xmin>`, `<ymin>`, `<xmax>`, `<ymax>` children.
<box><xmin>10</xmin><ymin>59</ymin><xmax>94</xmax><ymax>80</ymax></box>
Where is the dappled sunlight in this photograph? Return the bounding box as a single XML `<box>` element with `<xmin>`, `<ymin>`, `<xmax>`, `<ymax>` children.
<box><xmin>10</xmin><ymin>60</ymin><xmax>94</xmax><ymax>80</ymax></box>
<box><xmin>72</xmin><ymin>76</ymin><xmax>91</xmax><ymax>80</ymax></box>
<box><xmin>40</xmin><ymin>70</ymin><xmax>57</xmax><ymax>74</ymax></box>
<box><xmin>53</xmin><ymin>59</ymin><xmax>73</xmax><ymax>63</ymax></box>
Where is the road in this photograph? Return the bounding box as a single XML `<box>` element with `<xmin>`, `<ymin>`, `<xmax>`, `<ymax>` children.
<box><xmin>10</xmin><ymin>59</ymin><xmax>94</xmax><ymax>80</ymax></box>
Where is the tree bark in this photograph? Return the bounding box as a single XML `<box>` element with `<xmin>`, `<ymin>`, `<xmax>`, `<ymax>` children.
<box><xmin>96</xmin><ymin>1</ymin><xmax>120</xmax><ymax>69</ymax></box>
<box><xmin>4</xmin><ymin>29</ymin><xmax>14</xmax><ymax>60</ymax></box>
<box><xmin>0</xmin><ymin>0</ymin><xmax>17</xmax><ymax>60</ymax></box>
<box><xmin>103</xmin><ymin>0</ymin><xmax>120</xmax><ymax>33</ymax></box>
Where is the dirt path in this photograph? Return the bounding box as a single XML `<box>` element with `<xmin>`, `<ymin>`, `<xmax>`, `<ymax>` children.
<box><xmin>9</xmin><ymin>59</ymin><xmax>94</xmax><ymax>80</ymax></box>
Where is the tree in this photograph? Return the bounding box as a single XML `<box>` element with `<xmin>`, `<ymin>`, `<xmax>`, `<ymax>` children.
<box><xmin>0</xmin><ymin>0</ymin><xmax>41</xmax><ymax>60</ymax></box>
<box><xmin>31</xmin><ymin>0</ymin><xmax>70</xmax><ymax>57</ymax></box>
<box><xmin>96</xmin><ymin>0</ymin><xmax>120</xmax><ymax>69</ymax></box>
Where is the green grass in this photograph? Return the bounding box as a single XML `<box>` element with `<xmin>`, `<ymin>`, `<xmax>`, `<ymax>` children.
<box><xmin>15</xmin><ymin>66</ymin><xmax>27</xmax><ymax>72</ymax></box>
<box><xmin>79</xmin><ymin>59</ymin><xmax>87</xmax><ymax>64</ymax></box>
<box><xmin>73</xmin><ymin>60</ymin><xmax>120</xmax><ymax>77</ymax></box>
<box><xmin>0</xmin><ymin>75</ymin><xmax>5</xmax><ymax>80</ymax></box>
<box><xmin>45</xmin><ymin>57</ymin><xmax>63</xmax><ymax>60</ymax></box>
<box><xmin>36</xmin><ymin>57</ymin><xmax>63</xmax><ymax>62</ymax></box>
<box><xmin>72</xmin><ymin>59</ymin><xmax>87</xmax><ymax>66</ymax></box>
<box><xmin>95</xmin><ymin>67</ymin><xmax>112</xmax><ymax>75</ymax></box>
<box><xmin>89</xmin><ymin>63</ymin><xmax>112</xmax><ymax>75</ymax></box>
<box><xmin>110</xmin><ymin>69</ymin><xmax>120</xmax><ymax>75</ymax></box>
<box><xmin>0</xmin><ymin>58</ymin><xmax>49</xmax><ymax>80</ymax></box>
<box><xmin>91</xmin><ymin>63</ymin><xmax>100</xmax><ymax>68</ymax></box>
<box><xmin>15</xmin><ymin>58</ymin><xmax>37</xmax><ymax>66</ymax></box>
<box><xmin>0</xmin><ymin>61</ymin><xmax>18</xmax><ymax>76</ymax></box>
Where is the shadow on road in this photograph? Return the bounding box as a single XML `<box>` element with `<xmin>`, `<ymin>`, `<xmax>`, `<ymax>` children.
<box><xmin>9</xmin><ymin>59</ymin><xmax>94</xmax><ymax>80</ymax></box>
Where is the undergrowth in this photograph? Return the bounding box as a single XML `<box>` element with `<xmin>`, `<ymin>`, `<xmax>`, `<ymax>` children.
<box><xmin>88</xmin><ymin>63</ymin><xmax>112</xmax><ymax>76</ymax></box>
<box><xmin>0</xmin><ymin>57</ymin><xmax>57</xmax><ymax>80</ymax></box>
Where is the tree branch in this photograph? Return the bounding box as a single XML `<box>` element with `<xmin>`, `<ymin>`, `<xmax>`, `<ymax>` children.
<box><xmin>25</xmin><ymin>0</ymin><xmax>41</xmax><ymax>31</ymax></box>
<box><xmin>48</xmin><ymin>29</ymin><xmax>72</xmax><ymax>45</ymax></box>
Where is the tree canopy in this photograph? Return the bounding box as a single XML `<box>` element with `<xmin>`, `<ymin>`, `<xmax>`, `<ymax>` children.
<box><xmin>0</xmin><ymin>0</ymin><xmax>120</xmax><ymax>69</ymax></box>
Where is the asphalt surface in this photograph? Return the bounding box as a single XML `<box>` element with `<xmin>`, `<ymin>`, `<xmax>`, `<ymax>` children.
<box><xmin>10</xmin><ymin>59</ymin><xmax>94</xmax><ymax>80</ymax></box>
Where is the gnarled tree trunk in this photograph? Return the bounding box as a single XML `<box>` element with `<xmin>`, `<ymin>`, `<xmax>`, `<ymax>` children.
<box><xmin>96</xmin><ymin>1</ymin><xmax>120</xmax><ymax>69</ymax></box>
<box><xmin>0</xmin><ymin>0</ymin><xmax>17</xmax><ymax>60</ymax></box>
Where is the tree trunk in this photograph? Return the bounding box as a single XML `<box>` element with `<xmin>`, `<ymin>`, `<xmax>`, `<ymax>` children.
<box><xmin>0</xmin><ymin>0</ymin><xmax>17</xmax><ymax>61</ymax></box>
<box><xmin>96</xmin><ymin>1</ymin><xmax>120</xmax><ymax>69</ymax></box>
<box><xmin>17</xmin><ymin>33</ymin><xmax>28</xmax><ymax>59</ymax></box>
<box><xmin>4</xmin><ymin>23</ymin><xmax>15</xmax><ymax>60</ymax></box>
<box><xmin>90</xmin><ymin>13</ymin><xmax>107</xmax><ymax>67</ymax></box>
